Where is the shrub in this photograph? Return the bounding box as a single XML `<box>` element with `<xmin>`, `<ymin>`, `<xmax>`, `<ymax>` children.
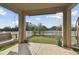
<box><xmin>57</xmin><ymin>39</ymin><xmax>62</xmax><ymax>47</ymax></box>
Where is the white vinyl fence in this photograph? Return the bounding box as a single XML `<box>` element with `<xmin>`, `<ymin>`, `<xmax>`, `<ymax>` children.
<box><xmin>0</xmin><ymin>31</ymin><xmax>77</xmax><ymax>38</ymax></box>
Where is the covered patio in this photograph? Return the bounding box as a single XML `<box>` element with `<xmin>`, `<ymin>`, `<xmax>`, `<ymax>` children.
<box><xmin>0</xmin><ymin>43</ymin><xmax>78</xmax><ymax>55</ymax></box>
<box><xmin>0</xmin><ymin>3</ymin><xmax>77</xmax><ymax>55</ymax></box>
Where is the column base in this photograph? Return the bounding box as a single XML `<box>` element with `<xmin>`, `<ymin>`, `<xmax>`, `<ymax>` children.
<box><xmin>24</xmin><ymin>40</ymin><xmax>29</xmax><ymax>43</ymax></box>
<box><xmin>63</xmin><ymin>45</ymin><xmax>71</xmax><ymax>48</ymax></box>
<box><xmin>18</xmin><ymin>43</ymin><xmax>31</xmax><ymax>55</ymax></box>
<box><xmin>19</xmin><ymin>40</ymin><xmax>28</xmax><ymax>44</ymax></box>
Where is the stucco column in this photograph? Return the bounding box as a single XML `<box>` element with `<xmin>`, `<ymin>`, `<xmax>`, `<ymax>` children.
<box><xmin>63</xmin><ymin>9</ymin><xmax>71</xmax><ymax>48</ymax></box>
<box><xmin>77</xmin><ymin>18</ymin><xmax>79</xmax><ymax>45</ymax></box>
<box><xmin>18</xmin><ymin>12</ymin><xmax>26</xmax><ymax>43</ymax></box>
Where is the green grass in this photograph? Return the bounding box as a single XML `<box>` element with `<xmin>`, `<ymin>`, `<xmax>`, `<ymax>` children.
<box><xmin>28</xmin><ymin>35</ymin><xmax>78</xmax><ymax>45</ymax></box>
<box><xmin>71</xmin><ymin>36</ymin><xmax>79</xmax><ymax>54</ymax></box>
<box><xmin>71</xmin><ymin>36</ymin><xmax>77</xmax><ymax>45</ymax></box>
<box><xmin>29</xmin><ymin>36</ymin><xmax>57</xmax><ymax>45</ymax></box>
<box><xmin>0</xmin><ymin>43</ymin><xmax>16</xmax><ymax>52</ymax></box>
<box><xmin>0</xmin><ymin>40</ymin><xmax>18</xmax><ymax>52</ymax></box>
<box><xmin>72</xmin><ymin>47</ymin><xmax>79</xmax><ymax>54</ymax></box>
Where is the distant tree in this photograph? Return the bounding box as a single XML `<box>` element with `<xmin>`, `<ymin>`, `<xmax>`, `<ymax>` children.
<box><xmin>38</xmin><ymin>23</ymin><xmax>45</xmax><ymax>35</ymax></box>
<box><xmin>57</xmin><ymin>25</ymin><xmax>62</xmax><ymax>31</ymax></box>
<box><xmin>49</xmin><ymin>26</ymin><xmax>57</xmax><ymax>30</ymax></box>
<box><xmin>72</xmin><ymin>27</ymin><xmax>76</xmax><ymax>31</ymax></box>
<box><xmin>42</xmin><ymin>26</ymin><xmax>48</xmax><ymax>30</ymax></box>
<box><xmin>11</xmin><ymin>25</ymin><xmax>18</xmax><ymax>31</ymax></box>
<box><xmin>0</xmin><ymin>28</ymin><xmax>3</xmax><ymax>32</ymax></box>
<box><xmin>32</xmin><ymin>26</ymin><xmax>37</xmax><ymax>35</ymax></box>
<box><xmin>0</xmin><ymin>25</ymin><xmax>18</xmax><ymax>31</ymax></box>
<box><xmin>49</xmin><ymin>25</ymin><xmax>62</xmax><ymax>31</ymax></box>
<box><xmin>2</xmin><ymin>26</ymin><xmax>11</xmax><ymax>31</ymax></box>
<box><xmin>26</xmin><ymin>22</ymin><xmax>37</xmax><ymax>31</ymax></box>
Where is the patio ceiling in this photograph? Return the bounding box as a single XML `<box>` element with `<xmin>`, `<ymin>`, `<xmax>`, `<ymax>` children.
<box><xmin>0</xmin><ymin>3</ymin><xmax>76</xmax><ymax>15</ymax></box>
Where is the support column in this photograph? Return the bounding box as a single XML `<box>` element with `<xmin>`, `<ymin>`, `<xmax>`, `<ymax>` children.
<box><xmin>18</xmin><ymin>12</ymin><xmax>26</xmax><ymax>43</ymax></box>
<box><xmin>76</xmin><ymin>17</ymin><xmax>79</xmax><ymax>45</ymax></box>
<box><xmin>63</xmin><ymin>9</ymin><xmax>71</xmax><ymax>48</ymax></box>
<box><xmin>18</xmin><ymin>12</ymin><xmax>31</xmax><ymax>55</ymax></box>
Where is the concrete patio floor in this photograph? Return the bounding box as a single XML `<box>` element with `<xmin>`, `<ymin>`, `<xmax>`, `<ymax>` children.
<box><xmin>0</xmin><ymin>43</ymin><xmax>78</xmax><ymax>55</ymax></box>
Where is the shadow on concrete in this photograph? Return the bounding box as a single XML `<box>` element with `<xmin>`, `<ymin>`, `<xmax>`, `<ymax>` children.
<box><xmin>7</xmin><ymin>51</ymin><xmax>18</xmax><ymax>55</ymax></box>
<box><xmin>18</xmin><ymin>43</ymin><xmax>32</xmax><ymax>55</ymax></box>
<box><xmin>7</xmin><ymin>43</ymin><xmax>32</xmax><ymax>55</ymax></box>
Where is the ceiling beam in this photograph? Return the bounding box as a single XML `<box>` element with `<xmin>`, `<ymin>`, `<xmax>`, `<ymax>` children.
<box><xmin>64</xmin><ymin>3</ymin><xmax>77</xmax><ymax>10</ymax></box>
<box><xmin>0</xmin><ymin>3</ymin><xmax>76</xmax><ymax>16</ymax></box>
<box><xmin>0</xmin><ymin>3</ymin><xmax>20</xmax><ymax>14</ymax></box>
<box><xmin>25</xmin><ymin>6</ymin><xmax>65</xmax><ymax>16</ymax></box>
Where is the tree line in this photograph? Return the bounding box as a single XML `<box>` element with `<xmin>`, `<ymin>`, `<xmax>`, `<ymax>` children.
<box><xmin>0</xmin><ymin>22</ymin><xmax>77</xmax><ymax>32</ymax></box>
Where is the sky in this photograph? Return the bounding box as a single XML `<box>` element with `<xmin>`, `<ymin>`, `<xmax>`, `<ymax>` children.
<box><xmin>0</xmin><ymin>4</ymin><xmax>79</xmax><ymax>28</ymax></box>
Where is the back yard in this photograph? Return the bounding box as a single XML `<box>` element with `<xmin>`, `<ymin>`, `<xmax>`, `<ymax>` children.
<box><xmin>29</xmin><ymin>36</ymin><xmax>58</xmax><ymax>45</ymax></box>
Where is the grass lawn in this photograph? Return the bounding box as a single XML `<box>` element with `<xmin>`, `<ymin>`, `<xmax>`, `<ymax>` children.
<box><xmin>71</xmin><ymin>37</ymin><xmax>79</xmax><ymax>54</ymax></box>
<box><xmin>71</xmin><ymin>36</ymin><xmax>77</xmax><ymax>45</ymax></box>
<box><xmin>29</xmin><ymin>36</ymin><xmax>77</xmax><ymax>45</ymax></box>
<box><xmin>0</xmin><ymin>43</ymin><xmax>17</xmax><ymax>52</ymax></box>
<box><xmin>0</xmin><ymin>44</ymin><xmax>15</xmax><ymax>52</ymax></box>
<box><xmin>72</xmin><ymin>47</ymin><xmax>79</xmax><ymax>54</ymax></box>
<box><xmin>29</xmin><ymin>36</ymin><xmax>57</xmax><ymax>45</ymax></box>
<box><xmin>0</xmin><ymin>40</ymin><xmax>18</xmax><ymax>52</ymax></box>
